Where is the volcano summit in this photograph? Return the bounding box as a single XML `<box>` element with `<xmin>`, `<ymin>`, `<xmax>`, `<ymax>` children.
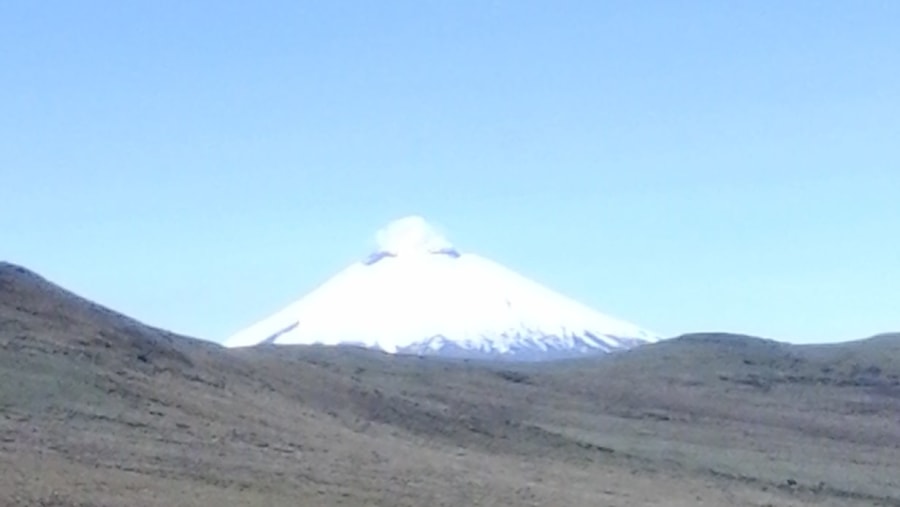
<box><xmin>225</xmin><ymin>216</ymin><xmax>659</xmax><ymax>360</ymax></box>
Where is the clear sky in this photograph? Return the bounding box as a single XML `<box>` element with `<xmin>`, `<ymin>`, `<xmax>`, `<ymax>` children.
<box><xmin>2</xmin><ymin>1</ymin><xmax>898</xmax><ymax>344</ymax></box>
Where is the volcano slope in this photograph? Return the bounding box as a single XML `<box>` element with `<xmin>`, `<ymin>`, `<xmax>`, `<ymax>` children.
<box><xmin>0</xmin><ymin>262</ymin><xmax>898</xmax><ymax>507</ymax></box>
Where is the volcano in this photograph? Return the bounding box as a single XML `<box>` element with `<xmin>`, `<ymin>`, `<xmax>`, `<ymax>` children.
<box><xmin>225</xmin><ymin>216</ymin><xmax>659</xmax><ymax>360</ymax></box>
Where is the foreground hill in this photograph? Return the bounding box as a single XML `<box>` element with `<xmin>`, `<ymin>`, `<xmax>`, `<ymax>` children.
<box><xmin>1</xmin><ymin>262</ymin><xmax>898</xmax><ymax>506</ymax></box>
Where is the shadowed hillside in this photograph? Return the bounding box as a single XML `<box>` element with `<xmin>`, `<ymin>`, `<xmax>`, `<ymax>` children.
<box><xmin>1</xmin><ymin>262</ymin><xmax>898</xmax><ymax>506</ymax></box>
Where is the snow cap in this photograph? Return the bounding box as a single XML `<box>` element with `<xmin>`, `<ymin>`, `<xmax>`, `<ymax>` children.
<box><xmin>375</xmin><ymin>216</ymin><xmax>454</xmax><ymax>256</ymax></box>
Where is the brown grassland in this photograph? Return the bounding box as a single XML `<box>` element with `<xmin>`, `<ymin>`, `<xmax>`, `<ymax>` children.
<box><xmin>1</xmin><ymin>262</ymin><xmax>898</xmax><ymax>506</ymax></box>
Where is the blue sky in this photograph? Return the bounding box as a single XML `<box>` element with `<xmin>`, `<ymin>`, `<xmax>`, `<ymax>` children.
<box><xmin>2</xmin><ymin>1</ymin><xmax>898</xmax><ymax>344</ymax></box>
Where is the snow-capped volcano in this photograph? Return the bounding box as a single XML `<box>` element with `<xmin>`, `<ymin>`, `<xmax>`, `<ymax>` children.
<box><xmin>225</xmin><ymin>216</ymin><xmax>659</xmax><ymax>360</ymax></box>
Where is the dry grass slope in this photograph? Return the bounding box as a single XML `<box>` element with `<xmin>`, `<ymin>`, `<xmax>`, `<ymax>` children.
<box><xmin>1</xmin><ymin>262</ymin><xmax>898</xmax><ymax>506</ymax></box>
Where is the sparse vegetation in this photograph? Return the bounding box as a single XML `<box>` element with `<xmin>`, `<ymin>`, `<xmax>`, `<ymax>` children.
<box><xmin>1</xmin><ymin>263</ymin><xmax>899</xmax><ymax>506</ymax></box>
